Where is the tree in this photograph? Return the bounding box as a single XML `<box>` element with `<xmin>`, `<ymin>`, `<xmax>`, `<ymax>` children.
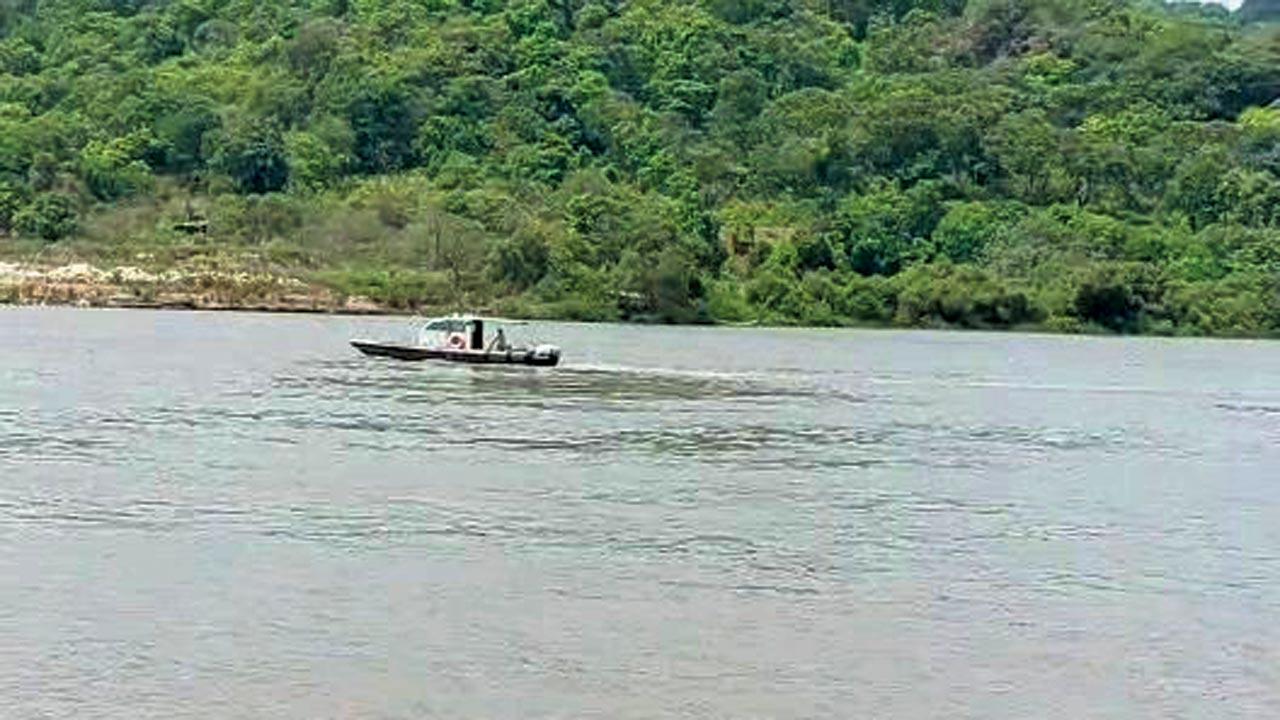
<box><xmin>864</xmin><ymin>10</ymin><xmax>952</xmax><ymax>74</ymax></box>
<box><xmin>837</xmin><ymin>182</ymin><xmax>944</xmax><ymax>276</ymax></box>
<box><xmin>1072</xmin><ymin>267</ymin><xmax>1148</xmax><ymax>333</ymax></box>
<box><xmin>80</xmin><ymin>136</ymin><xmax>155</xmax><ymax>201</ymax></box>
<box><xmin>348</xmin><ymin>82</ymin><xmax>422</xmax><ymax>174</ymax></box>
<box><xmin>1165</xmin><ymin>148</ymin><xmax>1231</xmax><ymax>230</ymax></box>
<box><xmin>1239</xmin><ymin>105</ymin><xmax>1280</xmax><ymax>176</ymax></box>
<box><xmin>151</xmin><ymin>98</ymin><xmax>221</xmax><ymax>175</ymax></box>
<box><xmin>210</xmin><ymin>119</ymin><xmax>290</xmax><ymax>195</ymax></box>
<box><xmin>932</xmin><ymin>201</ymin><xmax>1023</xmax><ymax>264</ymax></box>
<box><xmin>492</xmin><ymin>224</ymin><xmax>552</xmax><ymax>290</ymax></box>
<box><xmin>15</xmin><ymin>193</ymin><xmax>78</xmax><ymax>241</ymax></box>
<box><xmin>986</xmin><ymin>109</ymin><xmax>1061</xmax><ymax>204</ymax></box>
<box><xmin>0</xmin><ymin>181</ymin><xmax>26</xmax><ymax>234</ymax></box>
<box><xmin>287</xmin><ymin>19</ymin><xmax>345</xmax><ymax>80</ymax></box>
<box><xmin>710</xmin><ymin>69</ymin><xmax>767</xmax><ymax>146</ymax></box>
<box><xmin>284</xmin><ymin>130</ymin><xmax>347</xmax><ymax>192</ymax></box>
<box><xmin>414</xmin><ymin>208</ymin><xmax>489</xmax><ymax>302</ymax></box>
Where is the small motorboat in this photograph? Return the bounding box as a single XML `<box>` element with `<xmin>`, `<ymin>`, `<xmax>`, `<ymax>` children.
<box><xmin>351</xmin><ymin>315</ymin><xmax>562</xmax><ymax>367</ymax></box>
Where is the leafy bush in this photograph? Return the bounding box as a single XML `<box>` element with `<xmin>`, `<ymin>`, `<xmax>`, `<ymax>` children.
<box><xmin>15</xmin><ymin>193</ymin><xmax>78</xmax><ymax>241</ymax></box>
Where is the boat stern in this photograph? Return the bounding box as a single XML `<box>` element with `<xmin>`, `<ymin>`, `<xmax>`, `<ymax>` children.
<box><xmin>529</xmin><ymin>344</ymin><xmax>562</xmax><ymax>367</ymax></box>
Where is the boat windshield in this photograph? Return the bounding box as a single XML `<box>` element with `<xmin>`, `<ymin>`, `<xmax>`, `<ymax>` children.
<box><xmin>422</xmin><ymin>319</ymin><xmax>469</xmax><ymax>333</ymax></box>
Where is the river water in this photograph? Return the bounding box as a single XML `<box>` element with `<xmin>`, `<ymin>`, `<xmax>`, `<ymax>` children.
<box><xmin>1</xmin><ymin>307</ymin><xmax>1277</xmax><ymax>719</ymax></box>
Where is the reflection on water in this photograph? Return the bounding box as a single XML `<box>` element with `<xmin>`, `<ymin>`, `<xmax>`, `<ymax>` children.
<box><xmin>1</xmin><ymin>309</ymin><xmax>1279</xmax><ymax>719</ymax></box>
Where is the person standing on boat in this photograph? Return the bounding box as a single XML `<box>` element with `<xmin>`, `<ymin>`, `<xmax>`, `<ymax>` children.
<box><xmin>488</xmin><ymin>327</ymin><xmax>509</xmax><ymax>352</ymax></box>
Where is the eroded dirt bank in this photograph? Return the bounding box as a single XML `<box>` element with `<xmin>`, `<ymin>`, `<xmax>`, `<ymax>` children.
<box><xmin>0</xmin><ymin>262</ymin><xmax>385</xmax><ymax>314</ymax></box>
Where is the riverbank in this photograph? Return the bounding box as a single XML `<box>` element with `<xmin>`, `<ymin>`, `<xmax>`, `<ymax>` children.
<box><xmin>0</xmin><ymin>261</ymin><xmax>389</xmax><ymax>315</ymax></box>
<box><xmin>4</xmin><ymin>259</ymin><xmax>1278</xmax><ymax>341</ymax></box>
<box><xmin>0</xmin><ymin>259</ymin><xmax>587</xmax><ymax>319</ymax></box>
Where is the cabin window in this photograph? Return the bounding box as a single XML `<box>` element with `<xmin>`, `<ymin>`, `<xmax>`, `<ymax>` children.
<box><xmin>424</xmin><ymin>320</ymin><xmax>467</xmax><ymax>333</ymax></box>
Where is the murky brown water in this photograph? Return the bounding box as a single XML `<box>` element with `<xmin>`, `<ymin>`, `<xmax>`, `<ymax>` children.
<box><xmin>2</xmin><ymin>307</ymin><xmax>1278</xmax><ymax>718</ymax></box>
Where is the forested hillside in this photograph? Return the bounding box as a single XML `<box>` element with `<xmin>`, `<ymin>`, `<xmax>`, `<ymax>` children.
<box><xmin>1</xmin><ymin>0</ymin><xmax>1278</xmax><ymax>333</ymax></box>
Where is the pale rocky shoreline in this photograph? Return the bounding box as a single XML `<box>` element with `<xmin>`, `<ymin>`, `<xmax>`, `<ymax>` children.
<box><xmin>0</xmin><ymin>262</ymin><xmax>387</xmax><ymax>315</ymax></box>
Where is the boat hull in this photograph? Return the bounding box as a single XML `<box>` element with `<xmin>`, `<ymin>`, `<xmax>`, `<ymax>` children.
<box><xmin>350</xmin><ymin>340</ymin><xmax>561</xmax><ymax>367</ymax></box>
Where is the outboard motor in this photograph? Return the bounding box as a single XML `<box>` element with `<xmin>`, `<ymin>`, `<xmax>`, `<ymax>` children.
<box><xmin>529</xmin><ymin>344</ymin><xmax>562</xmax><ymax>366</ymax></box>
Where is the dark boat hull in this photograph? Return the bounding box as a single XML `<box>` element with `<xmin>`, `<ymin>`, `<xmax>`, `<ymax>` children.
<box><xmin>350</xmin><ymin>340</ymin><xmax>561</xmax><ymax>367</ymax></box>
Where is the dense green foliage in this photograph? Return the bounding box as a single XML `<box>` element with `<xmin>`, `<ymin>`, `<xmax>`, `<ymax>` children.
<box><xmin>1</xmin><ymin>0</ymin><xmax>1278</xmax><ymax>334</ymax></box>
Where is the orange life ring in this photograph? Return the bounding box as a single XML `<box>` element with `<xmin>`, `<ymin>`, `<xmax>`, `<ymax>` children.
<box><xmin>447</xmin><ymin>333</ymin><xmax>467</xmax><ymax>350</ymax></box>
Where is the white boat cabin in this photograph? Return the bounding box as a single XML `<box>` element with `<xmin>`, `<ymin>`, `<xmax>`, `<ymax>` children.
<box><xmin>419</xmin><ymin>316</ymin><xmax>510</xmax><ymax>352</ymax></box>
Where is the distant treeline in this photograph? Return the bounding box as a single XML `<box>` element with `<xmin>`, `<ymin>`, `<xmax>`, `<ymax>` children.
<box><xmin>0</xmin><ymin>0</ymin><xmax>1279</xmax><ymax>334</ymax></box>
